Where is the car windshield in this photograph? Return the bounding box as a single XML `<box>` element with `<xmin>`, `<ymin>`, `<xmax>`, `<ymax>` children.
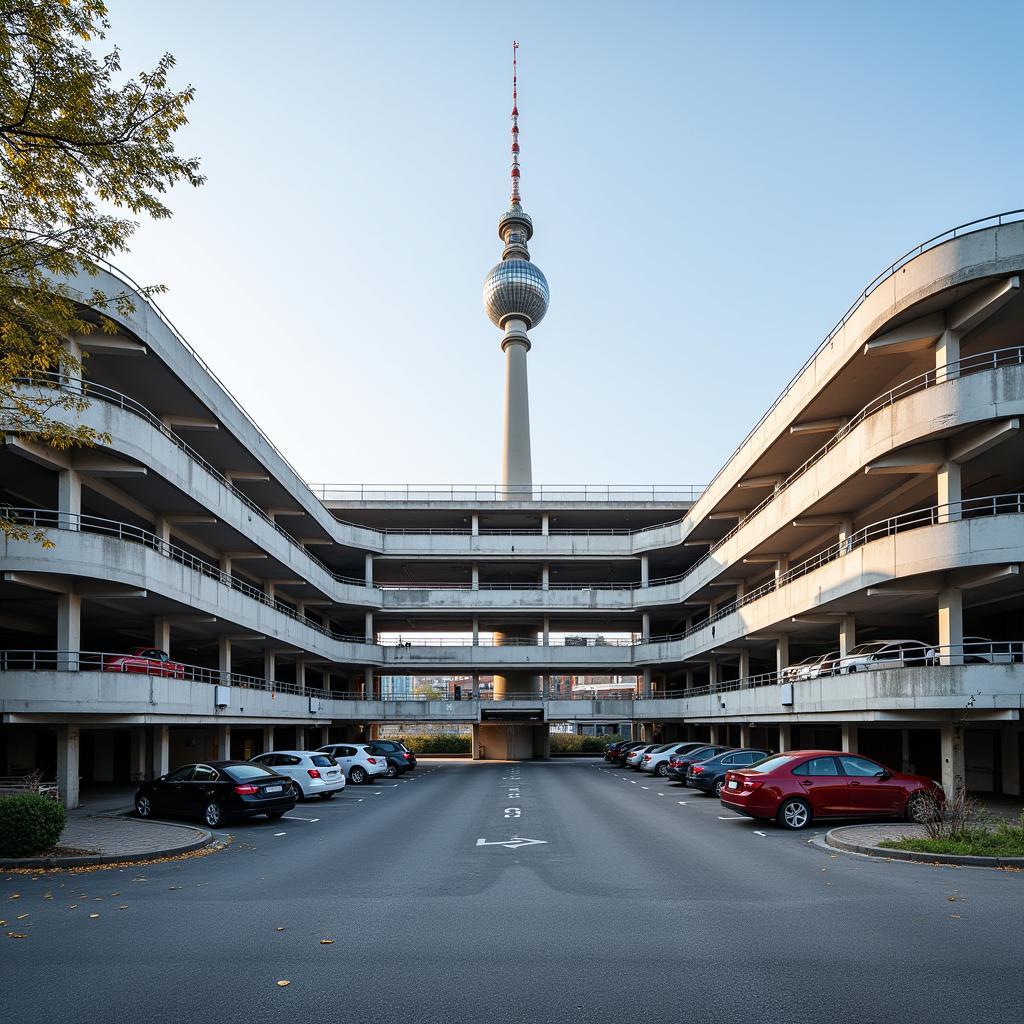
<box><xmin>651</xmin><ymin>743</ymin><xmax>676</xmax><ymax>752</ymax></box>
<box><xmin>745</xmin><ymin>754</ymin><xmax>796</xmax><ymax>774</ymax></box>
<box><xmin>310</xmin><ymin>755</ymin><xmax>336</xmax><ymax>767</ymax></box>
<box><xmin>224</xmin><ymin>764</ymin><xmax>277</xmax><ymax>781</ymax></box>
<box><xmin>847</xmin><ymin>642</ymin><xmax>887</xmax><ymax>656</ymax></box>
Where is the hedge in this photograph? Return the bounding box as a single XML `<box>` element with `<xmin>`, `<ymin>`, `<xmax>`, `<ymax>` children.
<box><xmin>550</xmin><ymin>733</ymin><xmax>627</xmax><ymax>753</ymax></box>
<box><xmin>398</xmin><ymin>733</ymin><xmax>472</xmax><ymax>754</ymax></box>
<box><xmin>0</xmin><ymin>794</ymin><xmax>67</xmax><ymax>857</ymax></box>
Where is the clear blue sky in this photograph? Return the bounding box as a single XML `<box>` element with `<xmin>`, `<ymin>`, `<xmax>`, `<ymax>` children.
<box><xmin>105</xmin><ymin>0</ymin><xmax>1024</xmax><ymax>486</ymax></box>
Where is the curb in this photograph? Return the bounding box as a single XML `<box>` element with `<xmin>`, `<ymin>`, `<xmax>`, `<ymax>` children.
<box><xmin>0</xmin><ymin>818</ymin><xmax>216</xmax><ymax>869</ymax></box>
<box><xmin>826</xmin><ymin>825</ymin><xmax>1024</xmax><ymax>868</ymax></box>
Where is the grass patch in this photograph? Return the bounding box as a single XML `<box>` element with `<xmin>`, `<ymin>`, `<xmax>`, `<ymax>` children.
<box><xmin>880</xmin><ymin>819</ymin><xmax>1024</xmax><ymax>858</ymax></box>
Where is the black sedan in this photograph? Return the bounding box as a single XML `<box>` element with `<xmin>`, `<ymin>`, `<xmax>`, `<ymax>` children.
<box><xmin>611</xmin><ymin>741</ymin><xmax>648</xmax><ymax>765</ymax></box>
<box><xmin>665</xmin><ymin>744</ymin><xmax>734</xmax><ymax>784</ymax></box>
<box><xmin>134</xmin><ymin>761</ymin><xmax>296</xmax><ymax>828</ymax></box>
<box><xmin>686</xmin><ymin>748</ymin><xmax>771</xmax><ymax>797</ymax></box>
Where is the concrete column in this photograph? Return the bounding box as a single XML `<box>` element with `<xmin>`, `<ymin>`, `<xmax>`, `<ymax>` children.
<box><xmin>642</xmin><ymin>613</ymin><xmax>651</xmax><ymax>642</ymax></box>
<box><xmin>937</xmin><ymin>585</ymin><xmax>964</xmax><ymax>665</ymax></box>
<box><xmin>264</xmin><ymin>581</ymin><xmax>275</xmax><ymax>602</ymax></box>
<box><xmin>542</xmin><ymin>616</ymin><xmax>550</xmax><ymax>646</ymax></box>
<box><xmin>62</xmin><ymin>335</ymin><xmax>83</xmax><ymax>392</ymax></box>
<box><xmin>541</xmin><ymin>563</ymin><xmax>550</xmax><ymax>590</ymax></box>
<box><xmin>640</xmin><ymin>555</ymin><xmax>649</xmax><ymax>587</ymax></box>
<box><xmin>472</xmin><ymin>563</ymin><xmax>480</xmax><ymax>591</ymax></box>
<box><xmin>777</xmin><ymin>723</ymin><xmax>792</xmax><ymax>752</ymax></box>
<box><xmin>642</xmin><ymin>666</ymin><xmax>652</xmax><ymax>699</ymax></box>
<box><xmin>261</xmin><ymin>725</ymin><xmax>275</xmax><ymax>754</ymax></box>
<box><xmin>218</xmin><ymin>637</ymin><xmax>232</xmax><ymax>682</ymax></box>
<box><xmin>708</xmin><ymin>657</ymin><xmax>718</xmax><ymax>686</ymax></box>
<box><xmin>839</xmin><ymin>516</ymin><xmax>854</xmax><ymax>555</ymax></box>
<box><xmin>365</xmin><ymin>611</ymin><xmax>374</xmax><ymax>643</ymax></box>
<box><xmin>708</xmin><ymin>724</ymin><xmax>720</xmax><ymax>744</ymax></box>
<box><xmin>839</xmin><ymin>614</ymin><xmax>856</xmax><ymax>657</ymax></box>
<box><xmin>471</xmin><ymin>722</ymin><xmax>482</xmax><ymax>759</ymax></box>
<box><xmin>364</xmin><ymin>553</ymin><xmax>374</xmax><ymax>587</ymax></box>
<box><xmin>151</xmin><ymin>725</ymin><xmax>169</xmax><ymax>779</ymax></box>
<box><xmin>57</xmin><ymin>468</ymin><xmax>82</xmax><ymax>531</ymax></box>
<box><xmin>1001</xmin><ymin>725</ymin><xmax>1021</xmax><ymax>797</ymax></box>
<box><xmin>472</xmin><ymin>671</ymin><xmax>480</xmax><ymax>698</ymax></box>
<box><xmin>901</xmin><ymin>729</ymin><xmax>912</xmax><ymax>773</ymax></box>
<box><xmin>738</xmin><ymin>650</ymin><xmax>751</xmax><ymax>680</ymax></box>
<box><xmin>295</xmin><ymin>658</ymin><xmax>306</xmax><ymax>688</ymax></box>
<box><xmin>935</xmin><ymin>328</ymin><xmax>961</xmax><ymax>382</ymax></box>
<box><xmin>940</xmin><ymin>722</ymin><xmax>966</xmax><ymax>796</ymax></box>
<box><xmin>153</xmin><ymin>515</ymin><xmax>171</xmax><ymax>546</ymax></box>
<box><xmin>219</xmin><ymin>555</ymin><xmax>232</xmax><ymax>578</ymax></box>
<box><xmin>774</xmin><ymin>557</ymin><xmax>790</xmax><ymax>584</ymax></box>
<box><xmin>57</xmin><ymin>593</ymin><xmax>81</xmax><ymax>670</ymax></box>
<box><xmin>153</xmin><ymin>617</ymin><xmax>170</xmax><ymax>652</ymax></box>
<box><xmin>263</xmin><ymin>651</ymin><xmax>276</xmax><ymax>683</ymax></box>
<box><xmin>215</xmin><ymin>725</ymin><xmax>231</xmax><ymax>760</ymax></box>
<box><xmin>471</xmin><ymin>514</ymin><xmax>480</xmax><ymax>537</ymax></box>
<box><xmin>775</xmin><ymin>636</ymin><xmax>790</xmax><ymax>674</ymax></box>
<box><xmin>684</xmin><ymin>669</ymin><xmax>695</xmax><ymax>689</ymax></box>
<box><xmin>56</xmin><ymin>725</ymin><xmax>80</xmax><ymax>809</ymax></box>
<box><xmin>366</xmin><ymin>666</ymin><xmax>377</xmax><ymax>699</ymax></box>
<box><xmin>937</xmin><ymin>460</ymin><xmax>962</xmax><ymax>523</ymax></box>
<box><xmin>739</xmin><ymin>724</ymin><xmax>751</xmax><ymax>747</ymax></box>
<box><xmin>541</xmin><ymin>514</ymin><xmax>549</xmax><ymax>537</ymax></box>
<box><xmin>501</xmin><ymin>334</ymin><xmax>532</xmax><ymax>494</ymax></box>
<box><xmin>841</xmin><ymin>724</ymin><xmax>858</xmax><ymax>753</ymax></box>
<box><xmin>472</xmin><ymin>617</ymin><xmax>480</xmax><ymax>645</ymax></box>
<box><xmin>130</xmin><ymin>728</ymin><xmax>147</xmax><ymax>783</ymax></box>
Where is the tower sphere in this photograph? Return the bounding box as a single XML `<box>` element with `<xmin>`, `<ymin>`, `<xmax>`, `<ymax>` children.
<box><xmin>483</xmin><ymin>258</ymin><xmax>550</xmax><ymax>329</ymax></box>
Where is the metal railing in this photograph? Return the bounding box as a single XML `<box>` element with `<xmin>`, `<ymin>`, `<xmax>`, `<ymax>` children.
<box><xmin>0</xmin><ymin>509</ymin><xmax>373</xmax><ymax>646</ymax></box>
<box><xmin>690</xmin><ymin>208</ymin><xmax>1024</xmax><ymax>514</ymax></box>
<box><xmin>645</xmin><ymin>493</ymin><xmax>1024</xmax><ymax>646</ymax></box>
<box><xmin>381</xmin><ymin>635</ymin><xmax>639</xmax><ymax>647</ymax></box>
<box><xmin>661</xmin><ymin>641</ymin><xmax>1024</xmax><ymax>699</ymax></box>
<box><xmin>309</xmin><ymin>483</ymin><xmax>706</xmax><ymax>503</ymax></box>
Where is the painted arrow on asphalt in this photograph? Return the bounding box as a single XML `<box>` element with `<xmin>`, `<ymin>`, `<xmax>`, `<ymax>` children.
<box><xmin>476</xmin><ymin>837</ymin><xmax>548</xmax><ymax>850</ymax></box>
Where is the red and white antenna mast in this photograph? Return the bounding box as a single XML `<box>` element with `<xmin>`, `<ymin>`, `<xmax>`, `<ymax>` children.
<box><xmin>510</xmin><ymin>40</ymin><xmax>521</xmax><ymax>207</ymax></box>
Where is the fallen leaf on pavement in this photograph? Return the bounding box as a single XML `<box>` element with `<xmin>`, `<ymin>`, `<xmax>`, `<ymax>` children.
<box><xmin>276</xmin><ymin>980</ymin><xmax>290</xmax><ymax>987</ymax></box>
<box><xmin>320</xmin><ymin>939</ymin><xmax>334</xmax><ymax>944</ymax></box>
<box><xmin>6</xmin><ymin>932</ymin><xmax>26</xmax><ymax>939</ymax></box>
<box><xmin>119</xmin><ymin>905</ymin><xmax>129</xmax><ymax>910</ymax></box>
<box><xmin>8</xmin><ymin>894</ymin><xmax>20</xmax><ymax>900</ymax></box>
<box><xmin>275</xmin><ymin>927</ymin><xmax>285</xmax><ymax>932</ymax></box>
<box><xmin>16</xmin><ymin>914</ymin><xmax>28</xmax><ymax>920</ymax></box>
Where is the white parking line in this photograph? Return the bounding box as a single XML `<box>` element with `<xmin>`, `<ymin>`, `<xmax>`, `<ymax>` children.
<box><xmin>273</xmin><ymin>832</ymin><xmax>287</xmax><ymax>836</ymax></box>
<box><xmin>754</xmin><ymin>831</ymin><xmax>768</xmax><ymax>837</ymax></box>
<box><xmin>282</xmin><ymin>816</ymin><xmax>320</xmax><ymax>822</ymax></box>
<box><xmin>718</xmin><ymin>816</ymin><xmax>746</xmax><ymax>821</ymax></box>
<box><xmin>677</xmin><ymin>801</ymin><xmax>687</xmax><ymax>805</ymax></box>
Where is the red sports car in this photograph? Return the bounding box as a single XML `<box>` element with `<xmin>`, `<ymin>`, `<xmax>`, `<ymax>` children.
<box><xmin>719</xmin><ymin>749</ymin><xmax>942</xmax><ymax>830</ymax></box>
<box><xmin>103</xmin><ymin>647</ymin><xmax>186</xmax><ymax>678</ymax></box>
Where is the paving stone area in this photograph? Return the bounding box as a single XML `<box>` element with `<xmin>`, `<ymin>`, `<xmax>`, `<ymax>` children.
<box><xmin>832</xmin><ymin>822</ymin><xmax>926</xmax><ymax>848</ymax></box>
<box><xmin>56</xmin><ymin>814</ymin><xmax>208</xmax><ymax>859</ymax></box>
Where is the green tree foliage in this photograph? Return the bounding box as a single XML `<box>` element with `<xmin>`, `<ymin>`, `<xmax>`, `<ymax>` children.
<box><xmin>0</xmin><ymin>792</ymin><xmax>66</xmax><ymax>856</ymax></box>
<box><xmin>0</xmin><ymin>0</ymin><xmax>202</xmax><ymax>541</ymax></box>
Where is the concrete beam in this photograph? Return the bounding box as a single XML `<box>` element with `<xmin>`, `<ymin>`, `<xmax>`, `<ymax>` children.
<box><xmin>3</xmin><ymin>434</ymin><xmax>71</xmax><ymax>470</ymax></box>
<box><xmin>864</xmin><ymin>441</ymin><xmax>944</xmax><ymax>475</ymax></box>
<box><xmin>223</xmin><ymin>551</ymin><xmax>269</xmax><ymax>561</ymax></box>
<box><xmin>299</xmin><ymin>537</ymin><xmax>332</xmax><ymax>546</ymax></box>
<box><xmin>707</xmin><ymin>511</ymin><xmax>745</xmax><ymax>521</ymax></box>
<box><xmin>77</xmin><ymin>334</ymin><xmax>147</xmax><ymax>356</ymax></box>
<box><xmin>791</xmin><ymin>515</ymin><xmax>852</xmax><ymax>528</ymax></box>
<box><xmin>742</xmin><ymin>553</ymin><xmax>787</xmax><ymax>564</ymax></box>
<box><xmin>948</xmin><ymin>418</ymin><xmax>1020</xmax><ymax>464</ymax></box>
<box><xmin>736</xmin><ymin>475</ymin><xmax>784</xmax><ymax>490</ymax></box>
<box><xmin>79</xmin><ymin>476</ymin><xmax>154</xmax><ymax>522</ymax></box>
<box><xmin>2</xmin><ymin>572</ymin><xmax>71</xmax><ymax>594</ymax></box>
<box><xmin>789</xmin><ymin>417</ymin><xmax>849</xmax><ymax>435</ymax></box>
<box><xmin>864</xmin><ymin>312</ymin><xmax>945</xmax><ymax>355</ymax></box>
<box><xmin>73</xmin><ymin>454</ymin><xmax>147</xmax><ymax>478</ymax></box>
<box><xmin>682</xmin><ymin>540</ymin><xmax>712</xmax><ymax>547</ymax></box>
<box><xmin>866</xmin><ymin>585</ymin><xmax>941</xmax><ymax>596</ymax></box>
<box><xmin>948</xmin><ymin>275</ymin><xmax>1020</xmax><ymax>335</ymax></box>
<box><xmin>161</xmin><ymin>416</ymin><xmax>219</xmax><ymax>430</ymax></box>
<box><xmin>266</xmin><ymin>507</ymin><xmax>306</xmax><ymax>517</ymax></box>
<box><xmin>164</xmin><ymin>514</ymin><xmax>218</xmax><ymax>525</ymax></box>
<box><xmin>225</xmin><ymin>472</ymin><xmax>271</xmax><ymax>483</ymax></box>
<box><xmin>955</xmin><ymin>564</ymin><xmax>1020</xmax><ymax>590</ymax></box>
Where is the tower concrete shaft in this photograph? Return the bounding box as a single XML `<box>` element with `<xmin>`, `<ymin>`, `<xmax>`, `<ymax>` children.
<box><xmin>501</xmin><ymin>326</ymin><xmax>533</xmax><ymax>495</ymax></box>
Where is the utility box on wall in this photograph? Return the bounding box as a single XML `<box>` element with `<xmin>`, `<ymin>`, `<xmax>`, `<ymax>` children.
<box><xmin>214</xmin><ymin>685</ymin><xmax>230</xmax><ymax>709</ymax></box>
<box><xmin>780</xmin><ymin>683</ymin><xmax>794</xmax><ymax>706</ymax></box>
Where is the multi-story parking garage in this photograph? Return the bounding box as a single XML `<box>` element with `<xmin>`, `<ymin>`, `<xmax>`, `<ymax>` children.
<box><xmin>3</xmin><ymin>205</ymin><xmax>1024</xmax><ymax>805</ymax></box>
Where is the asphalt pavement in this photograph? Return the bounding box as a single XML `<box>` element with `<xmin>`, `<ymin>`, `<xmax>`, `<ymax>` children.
<box><xmin>2</xmin><ymin>759</ymin><xmax>1022</xmax><ymax>1023</ymax></box>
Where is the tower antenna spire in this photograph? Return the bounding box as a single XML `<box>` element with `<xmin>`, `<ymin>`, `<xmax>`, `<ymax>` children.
<box><xmin>510</xmin><ymin>40</ymin><xmax>521</xmax><ymax>207</ymax></box>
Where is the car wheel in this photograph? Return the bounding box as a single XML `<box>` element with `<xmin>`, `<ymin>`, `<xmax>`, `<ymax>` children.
<box><xmin>350</xmin><ymin>766</ymin><xmax>367</xmax><ymax>785</ymax></box>
<box><xmin>905</xmin><ymin>791</ymin><xmax>934</xmax><ymax>823</ymax></box>
<box><xmin>290</xmin><ymin>782</ymin><xmax>303</xmax><ymax>801</ymax></box>
<box><xmin>384</xmin><ymin>763</ymin><xmax>398</xmax><ymax>778</ymax></box>
<box><xmin>778</xmin><ymin>798</ymin><xmax>812</xmax><ymax>831</ymax></box>
<box><xmin>203</xmin><ymin>801</ymin><xmax>223</xmax><ymax>828</ymax></box>
<box><xmin>319</xmin><ymin>792</ymin><xmax>335</xmax><ymax>800</ymax></box>
<box><xmin>713</xmin><ymin>779</ymin><xmax>725</xmax><ymax>798</ymax></box>
<box><xmin>135</xmin><ymin>795</ymin><xmax>153</xmax><ymax>818</ymax></box>
<box><xmin>656</xmin><ymin>763</ymin><xmax>669</xmax><ymax>777</ymax></box>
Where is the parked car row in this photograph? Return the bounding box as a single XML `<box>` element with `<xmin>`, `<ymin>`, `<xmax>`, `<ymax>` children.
<box><xmin>135</xmin><ymin>739</ymin><xmax>418</xmax><ymax>827</ymax></box>
<box><xmin>782</xmin><ymin>636</ymin><xmax>1024</xmax><ymax>682</ymax></box>
<box><xmin>604</xmin><ymin>740</ymin><xmax>943</xmax><ymax>829</ymax></box>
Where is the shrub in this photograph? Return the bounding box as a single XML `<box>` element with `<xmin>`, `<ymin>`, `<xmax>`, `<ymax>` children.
<box><xmin>0</xmin><ymin>793</ymin><xmax>66</xmax><ymax>857</ymax></box>
<box><xmin>550</xmin><ymin>732</ymin><xmax>627</xmax><ymax>753</ymax></box>
<box><xmin>398</xmin><ymin>733</ymin><xmax>471</xmax><ymax>754</ymax></box>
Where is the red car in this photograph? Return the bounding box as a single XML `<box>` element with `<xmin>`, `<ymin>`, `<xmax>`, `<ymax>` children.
<box><xmin>103</xmin><ymin>647</ymin><xmax>186</xmax><ymax>678</ymax></box>
<box><xmin>719</xmin><ymin>749</ymin><xmax>942</xmax><ymax>830</ymax></box>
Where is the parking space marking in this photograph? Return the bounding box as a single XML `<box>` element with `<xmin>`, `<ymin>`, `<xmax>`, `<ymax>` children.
<box><xmin>273</xmin><ymin>832</ymin><xmax>287</xmax><ymax>836</ymax></box>
<box><xmin>282</xmin><ymin>815</ymin><xmax>320</xmax><ymax>822</ymax></box>
<box><xmin>718</xmin><ymin>816</ymin><xmax>746</xmax><ymax>821</ymax></box>
<box><xmin>677</xmin><ymin>801</ymin><xmax>687</xmax><ymax>805</ymax></box>
<box><xmin>754</xmin><ymin>831</ymin><xmax>768</xmax><ymax>837</ymax></box>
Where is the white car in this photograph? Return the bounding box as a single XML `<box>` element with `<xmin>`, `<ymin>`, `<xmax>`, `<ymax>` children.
<box><xmin>926</xmin><ymin>636</ymin><xmax>1024</xmax><ymax>665</ymax></box>
<box><xmin>625</xmin><ymin>743</ymin><xmax>661</xmax><ymax>768</ymax></box>
<box><xmin>640</xmin><ymin>741</ymin><xmax>705</xmax><ymax>777</ymax></box>
<box><xmin>316</xmin><ymin>742</ymin><xmax>389</xmax><ymax>784</ymax></box>
<box><xmin>835</xmin><ymin>640</ymin><xmax>930</xmax><ymax>674</ymax></box>
<box><xmin>249</xmin><ymin>751</ymin><xmax>346</xmax><ymax>800</ymax></box>
<box><xmin>785</xmin><ymin>651</ymin><xmax>841</xmax><ymax>681</ymax></box>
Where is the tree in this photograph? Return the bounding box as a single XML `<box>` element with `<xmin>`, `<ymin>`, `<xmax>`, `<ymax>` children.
<box><xmin>0</xmin><ymin>0</ymin><xmax>203</xmax><ymax>542</ymax></box>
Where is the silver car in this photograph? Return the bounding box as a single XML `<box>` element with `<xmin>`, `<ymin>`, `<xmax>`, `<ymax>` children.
<box><xmin>835</xmin><ymin>640</ymin><xmax>929</xmax><ymax>673</ymax></box>
<box><xmin>249</xmin><ymin>750</ymin><xmax>346</xmax><ymax>800</ymax></box>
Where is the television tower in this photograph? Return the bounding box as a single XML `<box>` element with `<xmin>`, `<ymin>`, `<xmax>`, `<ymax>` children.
<box><xmin>483</xmin><ymin>41</ymin><xmax>550</xmax><ymax>498</ymax></box>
